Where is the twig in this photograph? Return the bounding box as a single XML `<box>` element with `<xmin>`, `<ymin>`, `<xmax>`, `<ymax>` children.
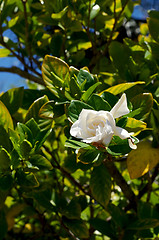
<box><xmin>103</xmin><ymin>159</ymin><xmax>137</xmax><ymax>210</ymax></box>
<box><xmin>0</xmin><ymin>66</ymin><xmax>44</xmax><ymax>86</ymax></box>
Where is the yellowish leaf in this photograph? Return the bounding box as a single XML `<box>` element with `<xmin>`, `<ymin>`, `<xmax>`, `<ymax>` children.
<box><xmin>127</xmin><ymin>141</ymin><xmax>159</xmax><ymax>179</ymax></box>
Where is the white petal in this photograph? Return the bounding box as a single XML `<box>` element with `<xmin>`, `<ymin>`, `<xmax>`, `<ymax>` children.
<box><xmin>128</xmin><ymin>138</ymin><xmax>137</xmax><ymax>149</ymax></box>
<box><xmin>110</xmin><ymin>93</ymin><xmax>130</xmax><ymax>119</ymax></box>
<box><xmin>102</xmin><ymin>133</ymin><xmax>113</xmax><ymax>146</ymax></box>
<box><xmin>70</xmin><ymin>120</ymin><xmax>81</xmax><ymax>138</ymax></box>
<box><xmin>114</xmin><ymin>126</ymin><xmax>130</xmax><ymax>139</ymax></box>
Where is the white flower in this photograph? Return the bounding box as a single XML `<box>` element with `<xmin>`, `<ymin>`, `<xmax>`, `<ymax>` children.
<box><xmin>70</xmin><ymin>93</ymin><xmax>137</xmax><ymax>149</ymax></box>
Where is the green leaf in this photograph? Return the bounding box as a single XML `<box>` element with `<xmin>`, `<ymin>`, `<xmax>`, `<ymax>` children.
<box><xmin>0</xmin><ymin>174</ymin><xmax>13</xmax><ymax>191</ymax></box>
<box><xmin>25</xmin><ymin>118</ymin><xmax>41</xmax><ymax>140</ymax></box>
<box><xmin>70</xmin><ymin>77</ymin><xmax>81</xmax><ymax>99</ymax></box>
<box><xmin>42</xmin><ymin>55</ymin><xmax>70</xmax><ymax>89</ymax></box>
<box><xmin>16</xmin><ymin>170</ymin><xmax>39</xmax><ymax>188</ymax></box>
<box><xmin>20</xmin><ymin>140</ymin><xmax>32</xmax><ymax>158</ymax></box>
<box><xmin>0</xmin><ymin>48</ymin><xmax>11</xmax><ymax>57</ymax></box>
<box><xmin>148</xmin><ymin>11</ymin><xmax>159</xmax><ymax>43</ymax></box>
<box><xmin>63</xmin><ymin>217</ymin><xmax>89</xmax><ymax>238</ymax></box>
<box><xmin>68</xmin><ymin>100</ymin><xmax>93</xmax><ymax>122</ymax></box>
<box><xmin>32</xmin><ymin>190</ymin><xmax>56</xmax><ymax>211</ymax></box>
<box><xmin>25</xmin><ymin>95</ymin><xmax>49</xmax><ymax>123</ymax></box>
<box><xmin>90</xmin><ymin>164</ymin><xmax>111</xmax><ymax>208</ymax></box>
<box><xmin>77</xmin><ymin>147</ymin><xmax>104</xmax><ymax>165</ymax></box>
<box><xmin>0</xmin><ymin>101</ymin><xmax>13</xmax><ymax>131</ymax></box>
<box><xmin>109</xmin><ymin>41</ymin><xmax>132</xmax><ymax>80</ymax></box>
<box><xmin>29</xmin><ymin>154</ymin><xmax>53</xmax><ymax>170</ymax></box>
<box><xmin>87</xmin><ymin>94</ymin><xmax>111</xmax><ymax>111</ymax></box>
<box><xmin>65</xmin><ymin>139</ymin><xmax>90</xmax><ymax>150</ymax></box>
<box><xmin>107</xmin><ymin>136</ymin><xmax>131</xmax><ymax>156</ymax></box>
<box><xmin>128</xmin><ymin>93</ymin><xmax>153</xmax><ymax>120</ymax></box>
<box><xmin>62</xmin><ymin>198</ymin><xmax>81</xmax><ymax>219</ymax></box>
<box><xmin>90</xmin><ymin>218</ymin><xmax>117</xmax><ymax>238</ymax></box>
<box><xmin>90</xmin><ymin>4</ymin><xmax>100</xmax><ymax>20</ymax></box>
<box><xmin>0</xmin><ymin>148</ymin><xmax>11</xmax><ymax>172</ymax></box>
<box><xmin>101</xmin><ymin>92</ymin><xmax>118</xmax><ymax>108</ymax></box>
<box><xmin>128</xmin><ymin>218</ymin><xmax>159</xmax><ymax>230</ymax></box>
<box><xmin>17</xmin><ymin>123</ymin><xmax>33</xmax><ymax>144</ymax></box>
<box><xmin>125</xmin><ymin>117</ymin><xmax>147</xmax><ymax>133</ymax></box>
<box><xmin>81</xmin><ymin>82</ymin><xmax>102</xmax><ymax>102</ymax></box>
<box><xmin>101</xmin><ymin>82</ymin><xmax>145</xmax><ymax>95</ymax></box>
<box><xmin>51</xmin><ymin>6</ymin><xmax>68</xmax><ymax>20</ymax></box>
<box><xmin>39</xmin><ymin>101</ymin><xmax>65</xmax><ymax>119</ymax></box>
<box><xmin>77</xmin><ymin>69</ymin><xmax>95</xmax><ymax>90</ymax></box>
<box><xmin>34</xmin><ymin>129</ymin><xmax>52</xmax><ymax>151</ymax></box>
<box><xmin>0</xmin><ymin>87</ymin><xmax>24</xmax><ymax>115</ymax></box>
<box><xmin>0</xmin><ymin>126</ymin><xmax>11</xmax><ymax>151</ymax></box>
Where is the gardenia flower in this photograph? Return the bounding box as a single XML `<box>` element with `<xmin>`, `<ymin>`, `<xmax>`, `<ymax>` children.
<box><xmin>70</xmin><ymin>93</ymin><xmax>137</xmax><ymax>149</ymax></box>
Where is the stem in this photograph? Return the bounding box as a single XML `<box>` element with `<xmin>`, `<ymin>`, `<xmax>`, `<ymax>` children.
<box><xmin>0</xmin><ymin>66</ymin><xmax>44</xmax><ymax>85</ymax></box>
<box><xmin>104</xmin><ymin>160</ymin><xmax>137</xmax><ymax>210</ymax></box>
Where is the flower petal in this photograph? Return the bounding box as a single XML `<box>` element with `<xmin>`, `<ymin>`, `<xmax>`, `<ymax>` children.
<box><xmin>70</xmin><ymin>120</ymin><xmax>81</xmax><ymax>138</ymax></box>
<box><xmin>114</xmin><ymin>126</ymin><xmax>130</xmax><ymax>139</ymax></box>
<box><xmin>110</xmin><ymin>93</ymin><xmax>130</xmax><ymax>119</ymax></box>
<box><xmin>128</xmin><ymin>138</ymin><xmax>137</xmax><ymax>149</ymax></box>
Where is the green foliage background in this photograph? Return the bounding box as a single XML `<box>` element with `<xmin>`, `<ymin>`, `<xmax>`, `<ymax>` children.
<box><xmin>0</xmin><ymin>0</ymin><xmax>159</xmax><ymax>239</ymax></box>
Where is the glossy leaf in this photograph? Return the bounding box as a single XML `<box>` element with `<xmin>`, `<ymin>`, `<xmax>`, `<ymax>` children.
<box><xmin>29</xmin><ymin>154</ymin><xmax>53</xmax><ymax>170</ymax></box>
<box><xmin>87</xmin><ymin>94</ymin><xmax>111</xmax><ymax>111</ymax></box>
<box><xmin>127</xmin><ymin>141</ymin><xmax>159</xmax><ymax>179</ymax></box>
<box><xmin>0</xmin><ymin>101</ymin><xmax>13</xmax><ymax>131</ymax></box>
<box><xmin>125</xmin><ymin>117</ymin><xmax>147</xmax><ymax>134</ymax></box>
<box><xmin>101</xmin><ymin>82</ymin><xmax>145</xmax><ymax>95</ymax></box>
<box><xmin>42</xmin><ymin>55</ymin><xmax>70</xmax><ymax>89</ymax></box>
<box><xmin>51</xmin><ymin>6</ymin><xmax>68</xmax><ymax>20</ymax></box>
<box><xmin>63</xmin><ymin>217</ymin><xmax>89</xmax><ymax>238</ymax></box>
<box><xmin>0</xmin><ymin>87</ymin><xmax>24</xmax><ymax>115</ymax></box>
<box><xmin>68</xmin><ymin>100</ymin><xmax>93</xmax><ymax>122</ymax></box>
<box><xmin>65</xmin><ymin>139</ymin><xmax>90</xmax><ymax>150</ymax></box>
<box><xmin>0</xmin><ymin>148</ymin><xmax>11</xmax><ymax>172</ymax></box>
<box><xmin>16</xmin><ymin>170</ymin><xmax>39</xmax><ymax>188</ymax></box>
<box><xmin>148</xmin><ymin>11</ymin><xmax>159</xmax><ymax>43</ymax></box>
<box><xmin>17</xmin><ymin>123</ymin><xmax>33</xmax><ymax>144</ymax></box>
<box><xmin>129</xmin><ymin>93</ymin><xmax>153</xmax><ymax>120</ymax></box>
<box><xmin>39</xmin><ymin>101</ymin><xmax>65</xmax><ymax>119</ymax></box>
<box><xmin>90</xmin><ymin>218</ymin><xmax>117</xmax><ymax>238</ymax></box>
<box><xmin>90</xmin><ymin>164</ymin><xmax>111</xmax><ymax>208</ymax></box>
<box><xmin>77</xmin><ymin>69</ymin><xmax>95</xmax><ymax>90</ymax></box>
<box><xmin>20</xmin><ymin>140</ymin><xmax>32</xmax><ymax>158</ymax></box>
<box><xmin>25</xmin><ymin>95</ymin><xmax>49</xmax><ymax>123</ymax></box>
<box><xmin>81</xmin><ymin>82</ymin><xmax>101</xmax><ymax>102</ymax></box>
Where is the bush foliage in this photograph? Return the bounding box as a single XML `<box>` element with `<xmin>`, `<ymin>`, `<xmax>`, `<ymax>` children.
<box><xmin>0</xmin><ymin>0</ymin><xmax>159</xmax><ymax>239</ymax></box>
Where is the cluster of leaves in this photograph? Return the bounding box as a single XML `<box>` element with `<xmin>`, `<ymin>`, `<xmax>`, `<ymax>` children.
<box><xmin>0</xmin><ymin>0</ymin><xmax>159</xmax><ymax>240</ymax></box>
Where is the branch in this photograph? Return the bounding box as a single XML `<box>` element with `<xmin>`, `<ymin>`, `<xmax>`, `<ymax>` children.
<box><xmin>104</xmin><ymin>160</ymin><xmax>137</xmax><ymax>210</ymax></box>
<box><xmin>0</xmin><ymin>66</ymin><xmax>45</xmax><ymax>86</ymax></box>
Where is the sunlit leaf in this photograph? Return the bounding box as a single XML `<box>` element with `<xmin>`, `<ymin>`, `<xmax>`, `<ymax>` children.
<box><xmin>0</xmin><ymin>87</ymin><xmax>24</xmax><ymax>115</ymax></box>
<box><xmin>0</xmin><ymin>48</ymin><xmax>11</xmax><ymax>57</ymax></box>
<box><xmin>100</xmin><ymin>82</ymin><xmax>145</xmax><ymax>95</ymax></box>
<box><xmin>42</xmin><ymin>55</ymin><xmax>70</xmax><ymax>89</ymax></box>
<box><xmin>127</xmin><ymin>141</ymin><xmax>159</xmax><ymax>179</ymax></box>
<box><xmin>0</xmin><ymin>101</ymin><xmax>13</xmax><ymax>131</ymax></box>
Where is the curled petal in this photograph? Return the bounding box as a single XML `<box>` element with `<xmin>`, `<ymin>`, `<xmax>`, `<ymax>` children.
<box><xmin>110</xmin><ymin>93</ymin><xmax>130</xmax><ymax>119</ymax></box>
<box><xmin>70</xmin><ymin>120</ymin><xmax>81</xmax><ymax>138</ymax></box>
<box><xmin>128</xmin><ymin>138</ymin><xmax>137</xmax><ymax>149</ymax></box>
<box><xmin>114</xmin><ymin>126</ymin><xmax>130</xmax><ymax>139</ymax></box>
